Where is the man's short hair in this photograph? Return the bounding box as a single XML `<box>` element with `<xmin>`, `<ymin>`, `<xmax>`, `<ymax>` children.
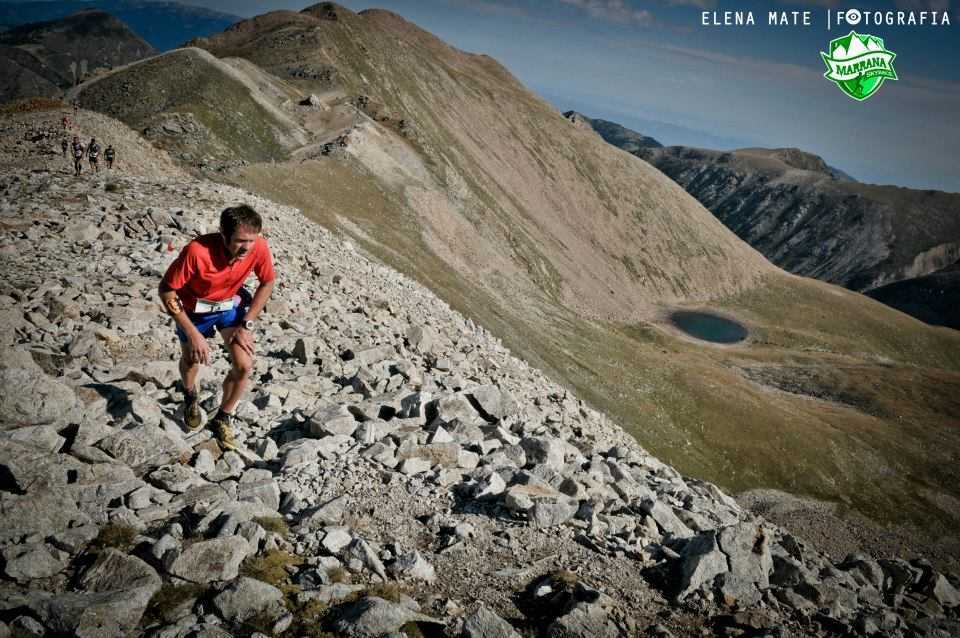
<box><xmin>220</xmin><ymin>205</ymin><xmax>263</xmax><ymax>240</ymax></box>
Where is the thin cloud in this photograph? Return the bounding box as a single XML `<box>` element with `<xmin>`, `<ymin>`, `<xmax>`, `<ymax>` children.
<box><xmin>894</xmin><ymin>0</ymin><xmax>950</xmax><ymax>10</ymax></box>
<box><xmin>665</xmin><ymin>0</ymin><xmax>716</xmax><ymax>8</ymax></box>
<box><xmin>558</xmin><ymin>0</ymin><xmax>655</xmax><ymax>26</ymax></box>
<box><xmin>448</xmin><ymin>0</ymin><xmax>534</xmax><ymax>19</ymax></box>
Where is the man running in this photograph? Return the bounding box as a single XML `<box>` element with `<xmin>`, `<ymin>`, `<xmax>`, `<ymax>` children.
<box><xmin>61</xmin><ymin>139</ymin><xmax>68</xmax><ymax>157</ymax></box>
<box><xmin>71</xmin><ymin>136</ymin><xmax>84</xmax><ymax>176</ymax></box>
<box><xmin>87</xmin><ymin>137</ymin><xmax>100</xmax><ymax>173</ymax></box>
<box><xmin>105</xmin><ymin>145</ymin><xmax>115</xmax><ymax>169</ymax></box>
<box><xmin>158</xmin><ymin>205</ymin><xmax>276</xmax><ymax>450</ymax></box>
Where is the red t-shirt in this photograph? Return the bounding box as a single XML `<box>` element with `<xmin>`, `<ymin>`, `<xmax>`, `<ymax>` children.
<box><xmin>162</xmin><ymin>233</ymin><xmax>275</xmax><ymax>312</ymax></box>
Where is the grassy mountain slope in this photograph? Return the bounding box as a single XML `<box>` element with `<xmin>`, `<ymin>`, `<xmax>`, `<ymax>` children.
<box><xmin>78</xmin><ymin>2</ymin><xmax>960</xmax><ymax>560</ymax></box>
<box><xmin>71</xmin><ymin>47</ymin><xmax>308</xmax><ymax>167</ymax></box>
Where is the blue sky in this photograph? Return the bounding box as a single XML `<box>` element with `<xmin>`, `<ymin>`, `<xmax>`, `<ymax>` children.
<box><xmin>68</xmin><ymin>1</ymin><xmax>960</xmax><ymax>191</ymax></box>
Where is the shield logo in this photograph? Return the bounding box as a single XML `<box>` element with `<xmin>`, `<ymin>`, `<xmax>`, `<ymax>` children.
<box><xmin>821</xmin><ymin>31</ymin><xmax>897</xmax><ymax>101</ymax></box>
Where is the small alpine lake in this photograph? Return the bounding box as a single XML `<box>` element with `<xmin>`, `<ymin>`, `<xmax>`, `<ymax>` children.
<box><xmin>669</xmin><ymin>310</ymin><xmax>748</xmax><ymax>344</ymax></box>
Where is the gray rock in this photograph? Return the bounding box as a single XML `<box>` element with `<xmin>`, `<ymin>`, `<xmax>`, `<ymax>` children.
<box><xmin>468</xmin><ymin>385</ymin><xmax>517</xmax><ymax>421</ymax></box>
<box><xmin>462</xmin><ymin>605</ymin><xmax>521</xmax><ymax>638</ymax></box>
<box><xmin>389</xmin><ymin>550</ymin><xmax>436</xmax><ymax>583</ymax></box>
<box><xmin>125</xmin><ymin>361</ymin><xmax>180</xmax><ymax>388</ymax></box>
<box><xmin>530</xmin><ymin>497</ymin><xmax>579</xmax><ymax>529</ymax></box>
<box><xmin>148</xmin><ymin>464</ymin><xmax>207</xmax><ymax>493</ymax></box>
<box><xmin>353</xmin><ymin>345</ymin><xmax>396</xmax><ymax>367</ymax></box>
<box><xmin>80</xmin><ymin>549</ymin><xmax>161</xmax><ymax>593</ymax></box>
<box><xmin>346</xmin><ymin>538</ymin><xmax>388</xmax><ymax>581</ymax></box>
<box><xmin>256</xmin><ymin>438</ymin><xmax>278</xmax><ymax>461</ymax></box>
<box><xmin>32</xmin><ymin>557</ymin><xmax>161</xmax><ymax>637</ymax></box>
<box><xmin>398</xmin><ymin>442</ymin><xmax>461</xmax><ymax>468</ymax></box>
<box><xmin>405</xmin><ymin>326</ymin><xmax>436</xmax><ymax>353</ymax></box>
<box><xmin>9</xmin><ymin>616</ymin><xmax>45</xmax><ymax>636</ymax></box>
<box><xmin>678</xmin><ymin>531</ymin><xmax>729</xmax><ymax>600</ymax></box>
<box><xmin>641</xmin><ymin>499</ymin><xmax>693</xmax><ymax>540</ymax></box>
<box><xmin>546</xmin><ymin>602</ymin><xmax>623</xmax><ymax>637</ymax></box>
<box><xmin>717</xmin><ymin>523</ymin><xmax>773</xmax><ymax>588</ymax></box>
<box><xmin>331</xmin><ymin>596</ymin><xmax>442</xmax><ymax>637</ymax></box>
<box><xmin>520</xmin><ymin>436</ymin><xmax>565</xmax><ymax>469</ymax></box>
<box><xmin>0</xmin><ymin>346</ymin><xmax>82</xmax><ymax>428</ymax></box>
<box><xmin>716</xmin><ymin>571</ymin><xmax>763</xmax><ymax>608</ymax></box>
<box><xmin>304</xmin><ymin>495</ymin><xmax>349</xmax><ymax>528</ymax></box>
<box><xmin>212</xmin><ymin>577</ymin><xmax>285</xmax><ymax>624</ymax></box>
<box><xmin>279</xmin><ymin>439</ymin><xmax>324</xmax><ymax>468</ymax></box>
<box><xmin>472</xmin><ymin>470</ymin><xmax>506</xmax><ymax>499</ymax></box>
<box><xmin>400</xmin><ymin>457</ymin><xmax>432</xmax><ymax>475</ymax></box>
<box><xmin>930</xmin><ymin>574</ymin><xmax>960</xmax><ymax>608</ymax></box>
<box><xmin>7</xmin><ymin>425</ymin><xmax>65</xmax><ymax>453</ymax></box>
<box><xmin>238</xmin><ymin>469</ymin><xmax>281</xmax><ymax>511</ymax></box>
<box><xmin>322</xmin><ymin>527</ymin><xmax>353</xmax><ymax>554</ymax></box>
<box><xmin>2</xmin><ymin>543</ymin><xmax>68</xmax><ymax>580</ymax></box>
<box><xmin>167</xmin><ymin>537</ymin><xmax>250</xmax><ymax>583</ymax></box>
<box><xmin>0</xmin><ymin>490</ymin><xmax>89</xmax><ymax>542</ymax></box>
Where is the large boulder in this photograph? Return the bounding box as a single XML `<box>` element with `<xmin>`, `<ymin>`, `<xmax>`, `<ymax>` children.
<box><xmin>462</xmin><ymin>606</ymin><xmax>521</xmax><ymax>638</ymax></box>
<box><xmin>677</xmin><ymin>531</ymin><xmax>728</xmax><ymax>600</ymax></box>
<box><xmin>0</xmin><ymin>347</ymin><xmax>82</xmax><ymax>428</ymax></box>
<box><xmin>31</xmin><ymin>549</ymin><xmax>161</xmax><ymax>638</ymax></box>
<box><xmin>331</xmin><ymin>597</ymin><xmax>442</xmax><ymax>637</ymax></box>
<box><xmin>167</xmin><ymin>537</ymin><xmax>250</xmax><ymax>583</ymax></box>
<box><xmin>212</xmin><ymin>577</ymin><xmax>285</xmax><ymax>624</ymax></box>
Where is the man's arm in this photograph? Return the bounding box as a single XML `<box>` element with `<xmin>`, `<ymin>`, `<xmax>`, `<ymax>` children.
<box><xmin>244</xmin><ymin>279</ymin><xmax>274</xmax><ymax>323</ymax></box>
<box><xmin>159</xmin><ymin>281</ymin><xmax>210</xmax><ymax>364</ymax></box>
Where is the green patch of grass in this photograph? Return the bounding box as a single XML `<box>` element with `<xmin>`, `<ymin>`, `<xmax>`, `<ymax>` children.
<box><xmin>253</xmin><ymin>516</ymin><xmax>290</xmax><ymax>536</ymax></box>
<box><xmin>327</xmin><ymin>566</ymin><xmax>350</xmax><ymax>584</ymax></box>
<box><xmin>143</xmin><ymin>583</ymin><xmax>206</xmax><ymax>625</ymax></box>
<box><xmin>549</xmin><ymin>569</ymin><xmax>578</xmax><ymax>590</ymax></box>
<box><xmin>400</xmin><ymin>622</ymin><xmax>426</xmax><ymax>638</ymax></box>
<box><xmin>240</xmin><ymin>549</ymin><xmax>303</xmax><ymax>588</ymax></box>
<box><xmin>365</xmin><ymin>582</ymin><xmax>403</xmax><ymax>603</ymax></box>
<box><xmin>285</xmin><ymin>596</ymin><xmax>335</xmax><ymax>637</ymax></box>
<box><xmin>88</xmin><ymin>524</ymin><xmax>138</xmax><ymax>554</ymax></box>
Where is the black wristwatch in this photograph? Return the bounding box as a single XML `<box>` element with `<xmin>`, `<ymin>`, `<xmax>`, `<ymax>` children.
<box><xmin>243</xmin><ymin>320</ymin><xmax>255</xmax><ymax>331</ymax></box>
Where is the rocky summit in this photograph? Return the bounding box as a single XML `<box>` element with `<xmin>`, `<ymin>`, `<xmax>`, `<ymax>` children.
<box><xmin>1</xmin><ymin>109</ymin><xmax>958</xmax><ymax>637</ymax></box>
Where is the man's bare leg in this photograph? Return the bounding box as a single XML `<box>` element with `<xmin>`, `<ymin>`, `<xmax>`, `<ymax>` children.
<box><xmin>218</xmin><ymin>327</ymin><xmax>253</xmax><ymax>414</ymax></box>
<box><xmin>179</xmin><ymin>341</ymin><xmax>200</xmax><ymax>393</ymax></box>
<box><xmin>179</xmin><ymin>341</ymin><xmax>204</xmax><ymax>430</ymax></box>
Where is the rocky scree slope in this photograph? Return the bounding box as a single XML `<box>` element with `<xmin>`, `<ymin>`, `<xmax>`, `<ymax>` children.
<box><xmin>1</xmin><ymin>118</ymin><xmax>959</xmax><ymax>638</ymax></box>
<box><xmin>0</xmin><ymin>10</ymin><xmax>155</xmax><ymax>104</ymax></box>
<box><xmin>582</xmin><ymin>117</ymin><xmax>960</xmax><ymax>295</ymax></box>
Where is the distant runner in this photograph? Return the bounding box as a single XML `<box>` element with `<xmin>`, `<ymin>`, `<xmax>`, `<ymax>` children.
<box><xmin>71</xmin><ymin>136</ymin><xmax>84</xmax><ymax>176</ymax></box>
<box><xmin>61</xmin><ymin>139</ymin><xmax>68</xmax><ymax>157</ymax></box>
<box><xmin>105</xmin><ymin>145</ymin><xmax>115</xmax><ymax>169</ymax></box>
<box><xmin>87</xmin><ymin>138</ymin><xmax>100</xmax><ymax>173</ymax></box>
<box><xmin>158</xmin><ymin>205</ymin><xmax>276</xmax><ymax>450</ymax></box>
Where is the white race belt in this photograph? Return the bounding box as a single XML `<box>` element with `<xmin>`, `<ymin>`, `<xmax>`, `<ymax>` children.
<box><xmin>193</xmin><ymin>298</ymin><xmax>235</xmax><ymax>313</ymax></box>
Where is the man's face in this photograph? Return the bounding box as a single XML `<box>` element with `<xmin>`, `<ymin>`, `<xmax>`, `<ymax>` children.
<box><xmin>223</xmin><ymin>225</ymin><xmax>258</xmax><ymax>259</ymax></box>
